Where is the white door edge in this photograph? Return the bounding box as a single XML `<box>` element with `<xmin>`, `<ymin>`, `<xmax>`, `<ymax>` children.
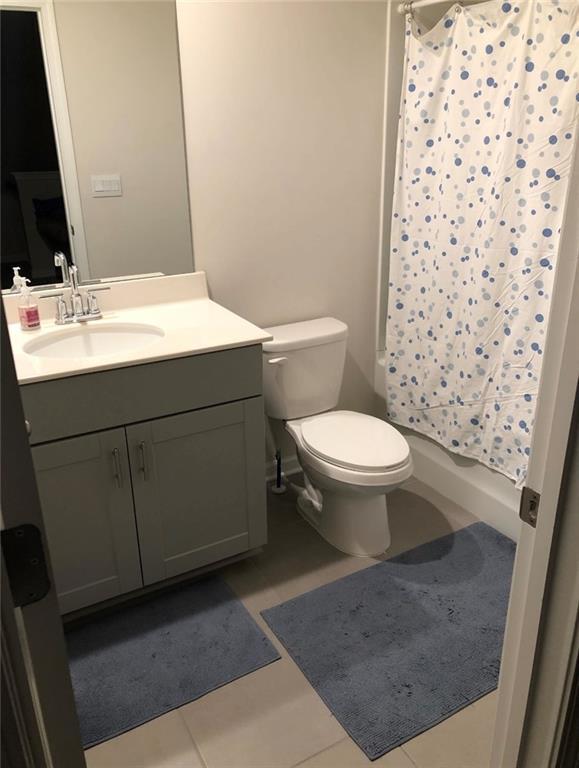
<box><xmin>491</xmin><ymin>129</ymin><xmax>579</xmax><ymax>766</ymax></box>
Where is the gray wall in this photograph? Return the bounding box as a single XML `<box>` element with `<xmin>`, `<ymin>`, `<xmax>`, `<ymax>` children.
<box><xmin>55</xmin><ymin>0</ymin><xmax>194</xmax><ymax>279</ymax></box>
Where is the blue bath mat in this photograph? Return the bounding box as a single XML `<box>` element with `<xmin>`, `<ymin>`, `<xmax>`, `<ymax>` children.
<box><xmin>262</xmin><ymin>522</ymin><xmax>515</xmax><ymax>760</ymax></box>
<box><xmin>67</xmin><ymin>576</ymin><xmax>281</xmax><ymax>747</ymax></box>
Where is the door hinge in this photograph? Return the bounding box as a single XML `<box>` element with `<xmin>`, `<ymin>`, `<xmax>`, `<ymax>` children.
<box><xmin>520</xmin><ymin>486</ymin><xmax>540</xmax><ymax>528</ymax></box>
<box><xmin>1</xmin><ymin>525</ymin><xmax>51</xmax><ymax>607</ymax></box>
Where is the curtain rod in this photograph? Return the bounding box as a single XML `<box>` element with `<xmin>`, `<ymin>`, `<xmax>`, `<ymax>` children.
<box><xmin>398</xmin><ymin>0</ymin><xmax>464</xmax><ymax>14</ymax></box>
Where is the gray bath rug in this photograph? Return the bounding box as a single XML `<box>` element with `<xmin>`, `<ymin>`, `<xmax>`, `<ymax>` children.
<box><xmin>67</xmin><ymin>576</ymin><xmax>281</xmax><ymax>748</ymax></box>
<box><xmin>262</xmin><ymin>522</ymin><xmax>515</xmax><ymax>760</ymax></box>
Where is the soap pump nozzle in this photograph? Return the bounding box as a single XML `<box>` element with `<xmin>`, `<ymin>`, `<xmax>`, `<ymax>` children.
<box><xmin>20</xmin><ymin>277</ymin><xmax>32</xmax><ymax>303</ymax></box>
<box><xmin>10</xmin><ymin>266</ymin><xmax>25</xmax><ymax>292</ymax></box>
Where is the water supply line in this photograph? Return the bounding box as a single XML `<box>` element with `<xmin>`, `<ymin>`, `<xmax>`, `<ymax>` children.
<box><xmin>265</xmin><ymin>417</ymin><xmax>287</xmax><ymax>494</ymax></box>
<box><xmin>264</xmin><ymin>417</ymin><xmax>307</xmax><ymax>498</ymax></box>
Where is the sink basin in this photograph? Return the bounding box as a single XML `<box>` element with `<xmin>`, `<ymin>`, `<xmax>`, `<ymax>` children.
<box><xmin>23</xmin><ymin>322</ymin><xmax>165</xmax><ymax>359</ymax></box>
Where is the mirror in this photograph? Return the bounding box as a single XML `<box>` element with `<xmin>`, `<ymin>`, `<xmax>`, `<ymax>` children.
<box><xmin>1</xmin><ymin>1</ymin><xmax>194</xmax><ymax>290</ymax></box>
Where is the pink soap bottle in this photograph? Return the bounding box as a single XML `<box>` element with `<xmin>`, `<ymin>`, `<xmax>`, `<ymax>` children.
<box><xmin>18</xmin><ymin>279</ymin><xmax>41</xmax><ymax>331</ymax></box>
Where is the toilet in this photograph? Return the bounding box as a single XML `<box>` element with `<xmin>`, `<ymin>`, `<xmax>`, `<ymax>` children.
<box><xmin>263</xmin><ymin>317</ymin><xmax>413</xmax><ymax>557</ymax></box>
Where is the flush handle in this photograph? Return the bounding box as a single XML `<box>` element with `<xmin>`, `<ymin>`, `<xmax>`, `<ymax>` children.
<box><xmin>267</xmin><ymin>356</ymin><xmax>288</xmax><ymax>365</ymax></box>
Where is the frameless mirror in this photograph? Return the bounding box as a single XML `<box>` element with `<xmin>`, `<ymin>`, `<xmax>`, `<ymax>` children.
<box><xmin>1</xmin><ymin>1</ymin><xmax>194</xmax><ymax>290</ymax></box>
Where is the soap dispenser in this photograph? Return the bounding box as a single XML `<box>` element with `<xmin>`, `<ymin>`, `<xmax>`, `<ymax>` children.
<box><xmin>18</xmin><ymin>279</ymin><xmax>41</xmax><ymax>331</ymax></box>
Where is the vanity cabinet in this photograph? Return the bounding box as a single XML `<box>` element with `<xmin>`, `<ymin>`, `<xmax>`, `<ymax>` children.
<box><xmin>31</xmin><ymin>429</ymin><xmax>142</xmax><ymax>614</ymax></box>
<box><xmin>24</xmin><ymin>345</ymin><xmax>267</xmax><ymax>614</ymax></box>
<box><xmin>128</xmin><ymin>399</ymin><xmax>266</xmax><ymax>585</ymax></box>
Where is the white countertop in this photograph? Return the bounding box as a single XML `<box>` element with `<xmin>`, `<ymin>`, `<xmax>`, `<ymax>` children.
<box><xmin>4</xmin><ymin>272</ymin><xmax>272</xmax><ymax>385</ymax></box>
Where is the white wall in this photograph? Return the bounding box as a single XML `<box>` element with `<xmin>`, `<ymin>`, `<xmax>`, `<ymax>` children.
<box><xmin>177</xmin><ymin>0</ymin><xmax>387</xmax><ymax>421</ymax></box>
<box><xmin>177</xmin><ymin>0</ymin><xmax>521</xmax><ymax>535</ymax></box>
<box><xmin>55</xmin><ymin>0</ymin><xmax>194</xmax><ymax>279</ymax></box>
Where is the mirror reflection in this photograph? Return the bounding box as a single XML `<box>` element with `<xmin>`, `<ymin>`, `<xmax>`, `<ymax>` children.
<box><xmin>1</xmin><ymin>1</ymin><xmax>194</xmax><ymax>290</ymax></box>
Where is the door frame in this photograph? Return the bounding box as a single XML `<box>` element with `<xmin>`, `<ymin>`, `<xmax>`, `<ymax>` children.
<box><xmin>1</xmin><ymin>0</ymin><xmax>90</xmax><ymax>278</ymax></box>
<box><xmin>516</xmin><ymin>384</ymin><xmax>579</xmax><ymax>767</ymax></box>
<box><xmin>1</xmin><ymin>304</ymin><xmax>86</xmax><ymax>767</ymax></box>
<box><xmin>490</xmin><ymin>113</ymin><xmax>579</xmax><ymax>766</ymax></box>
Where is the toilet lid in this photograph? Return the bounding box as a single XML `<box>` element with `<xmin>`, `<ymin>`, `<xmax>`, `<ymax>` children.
<box><xmin>301</xmin><ymin>411</ymin><xmax>410</xmax><ymax>472</ymax></box>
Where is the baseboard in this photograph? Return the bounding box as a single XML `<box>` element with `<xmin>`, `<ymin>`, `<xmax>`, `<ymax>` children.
<box><xmin>405</xmin><ymin>433</ymin><xmax>522</xmax><ymax>542</ymax></box>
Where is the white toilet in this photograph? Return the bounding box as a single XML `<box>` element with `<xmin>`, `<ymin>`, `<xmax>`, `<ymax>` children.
<box><xmin>263</xmin><ymin>317</ymin><xmax>413</xmax><ymax>557</ymax></box>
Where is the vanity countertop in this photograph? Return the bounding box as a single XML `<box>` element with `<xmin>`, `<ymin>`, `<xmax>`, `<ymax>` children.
<box><xmin>4</xmin><ymin>272</ymin><xmax>272</xmax><ymax>385</ymax></box>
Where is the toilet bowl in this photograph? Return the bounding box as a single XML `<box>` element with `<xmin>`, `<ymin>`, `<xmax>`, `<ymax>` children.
<box><xmin>263</xmin><ymin>317</ymin><xmax>413</xmax><ymax>557</ymax></box>
<box><xmin>286</xmin><ymin>411</ymin><xmax>412</xmax><ymax>556</ymax></box>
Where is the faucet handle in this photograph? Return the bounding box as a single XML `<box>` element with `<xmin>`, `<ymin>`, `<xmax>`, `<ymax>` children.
<box><xmin>87</xmin><ymin>291</ymin><xmax>101</xmax><ymax>316</ymax></box>
<box><xmin>56</xmin><ymin>295</ymin><xmax>70</xmax><ymax>323</ymax></box>
<box><xmin>40</xmin><ymin>292</ymin><xmax>70</xmax><ymax>324</ymax></box>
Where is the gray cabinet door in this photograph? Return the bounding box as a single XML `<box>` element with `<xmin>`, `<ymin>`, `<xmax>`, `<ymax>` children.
<box><xmin>32</xmin><ymin>429</ymin><xmax>143</xmax><ymax>613</ymax></box>
<box><xmin>127</xmin><ymin>398</ymin><xmax>267</xmax><ymax>585</ymax></box>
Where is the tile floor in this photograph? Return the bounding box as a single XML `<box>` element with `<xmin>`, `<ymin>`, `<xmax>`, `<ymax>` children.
<box><xmin>85</xmin><ymin>477</ymin><xmax>499</xmax><ymax>768</ymax></box>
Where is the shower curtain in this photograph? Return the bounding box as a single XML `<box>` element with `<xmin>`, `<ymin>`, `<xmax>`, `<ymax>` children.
<box><xmin>386</xmin><ymin>0</ymin><xmax>578</xmax><ymax>487</ymax></box>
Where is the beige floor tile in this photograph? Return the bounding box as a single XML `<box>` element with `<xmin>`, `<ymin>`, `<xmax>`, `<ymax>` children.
<box><xmin>252</xmin><ymin>488</ymin><xmax>382</xmax><ymax>602</ymax></box>
<box><xmin>220</xmin><ymin>555</ymin><xmax>291</xmax><ymax>655</ymax></box>
<box><xmin>251</xmin><ymin>480</ymin><xmax>477</xmax><ymax>603</ymax></box>
<box><xmin>402</xmin><ymin>478</ymin><xmax>479</xmax><ymax>530</ymax></box>
<box><xmin>401</xmin><ymin>691</ymin><xmax>498</xmax><ymax>768</ymax></box>
<box><xmin>384</xmin><ymin>484</ymin><xmax>478</xmax><ymax>560</ymax></box>
<box><xmin>254</xmin><ymin>544</ymin><xmax>372</xmax><ymax>604</ymax></box>
<box><xmin>221</xmin><ymin>556</ymin><xmax>283</xmax><ymax>615</ymax></box>
<box><xmin>295</xmin><ymin>737</ymin><xmax>417</xmax><ymax>767</ymax></box>
<box><xmin>180</xmin><ymin>657</ymin><xmax>344</xmax><ymax>768</ymax></box>
<box><xmin>84</xmin><ymin>710</ymin><xmax>204</xmax><ymax>768</ymax></box>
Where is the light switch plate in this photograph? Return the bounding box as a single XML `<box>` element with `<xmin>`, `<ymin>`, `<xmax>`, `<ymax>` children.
<box><xmin>90</xmin><ymin>174</ymin><xmax>122</xmax><ymax>197</ymax></box>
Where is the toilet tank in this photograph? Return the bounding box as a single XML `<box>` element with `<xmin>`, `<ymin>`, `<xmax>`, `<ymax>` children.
<box><xmin>262</xmin><ymin>318</ymin><xmax>348</xmax><ymax>420</ymax></box>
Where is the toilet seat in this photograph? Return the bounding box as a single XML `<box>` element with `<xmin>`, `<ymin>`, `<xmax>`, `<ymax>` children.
<box><xmin>300</xmin><ymin>410</ymin><xmax>410</xmax><ymax>472</ymax></box>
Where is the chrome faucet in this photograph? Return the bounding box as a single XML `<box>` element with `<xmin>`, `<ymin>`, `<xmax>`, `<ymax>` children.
<box><xmin>41</xmin><ymin>265</ymin><xmax>109</xmax><ymax>324</ymax></box>
<box><xmin>54</xmin><ymin>252</ymin><xmax>71</xmax><ymax>287</ymax></box>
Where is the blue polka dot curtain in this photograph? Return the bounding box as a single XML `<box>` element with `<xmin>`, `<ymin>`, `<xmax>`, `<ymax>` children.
<box><xmin>385</xmin><ymin>0</ymin><xmax>578</xmax><ymax>487</ymax></box>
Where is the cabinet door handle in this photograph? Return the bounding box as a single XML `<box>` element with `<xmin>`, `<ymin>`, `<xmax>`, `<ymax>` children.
<box><xmin>138</xmin><ymin>441</ymin><xmax>149</xmax><ymax>481</ymax></box>
<box><xmin>112</xmin><ymin>448</ymin><xmax>123</xmax><ymax>488</ymax></box>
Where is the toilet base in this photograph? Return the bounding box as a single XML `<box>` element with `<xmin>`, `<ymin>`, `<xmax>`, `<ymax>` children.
<box><xmin>297</xmin><ymin>486</ymin><xmax>391</xmax><ymax>558</ymax></box>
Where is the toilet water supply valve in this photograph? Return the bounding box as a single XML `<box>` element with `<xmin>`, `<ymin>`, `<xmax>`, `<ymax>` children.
<box><xmin>265</xmin><ymin>352</ymin><xmax>318</xmax><ymax>512</ymax></box>
<box><xmin>272</xmin><ymin>450</ymin><xmax>287</xmax><ymax>495</ymax></box>
<box><xmin>266</xmin><ymin>355</ymin><xmax>288</xmax><ymax>494</ymax></box>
